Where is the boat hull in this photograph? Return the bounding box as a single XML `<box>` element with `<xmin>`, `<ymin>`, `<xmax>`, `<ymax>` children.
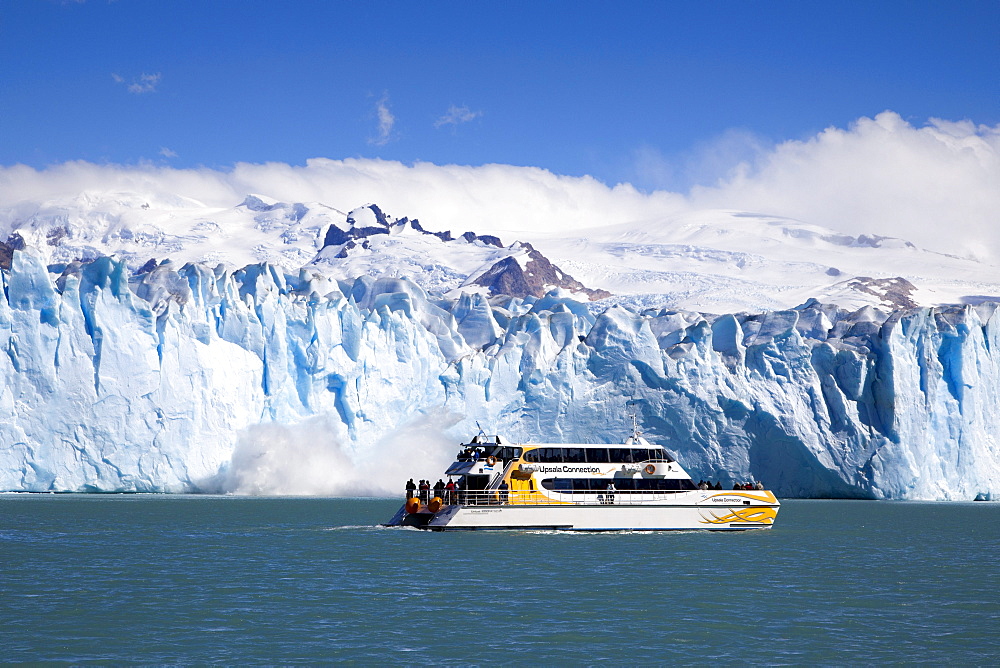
<box><xmin>387</xmin><ymin>491</ymin><xmax>780</xmax><ymax>531</ymax></box>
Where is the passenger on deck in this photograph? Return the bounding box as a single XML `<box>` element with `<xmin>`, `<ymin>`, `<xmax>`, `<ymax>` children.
<box><xmin>499</xmin><ymin>479</ymin><xmax>509</xmax><ymax>504</ymax></box>
<box><xmin>455</xmin><ymin>478</ymin><xmax>464</xmax><ymax>505</ymax></box>
<box><xmin>419</xmin><ymin>479</ymin><xmax>430</xmax><ymax>503</ymax></box>
<box><xmin>755</xmin><ymin>481</ymin><xmax>764</xmax><ymax>490</ymax></box>
<box><xmin>433</xmin><ymin>479</ymin><xmax>445</xmax><ymax>500</ymax></box>
<box><xmin>606</xmin><ymin>481</ymin><xmax>616</xmax><ymax>504</ymax></box>
<box><xmin>698</xmin><ymin>480</ymin><xmax>709</xmax><ymax>490</ymax></box>
<box><xmin>714</xmin><ymin>481</ymin><xmax>722</xmax><ymax>490</ymax></box>
<box><xmin>445</xmin><ymin>479</ymin><xmax>456</xmax><ymax>504</ymax></box>
<box><xmin>733</xmin><ymin>483</ymin><xmax>742</xmax><ymax>490</ymax></box>
<box><xmin>405</xmin><ymin>478</ymin><xmax>416</xmax><ymax>499</ymax></box>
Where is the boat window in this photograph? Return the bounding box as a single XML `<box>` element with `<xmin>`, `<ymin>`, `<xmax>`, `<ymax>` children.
<box><xmin>609</xmin><ymin>448</ymin><xmax>633</xmax><ymax>463</ymax></box>
<box><xmin>585</xmin><ymin>448</ymin><xmax>610</xmax><ymax>463</ymax></box>
<box><xmin>540</xmin><ymin>448</ymin><xmax>564</xmax><ymax>463</ymax></box>
<box><xmin>521</xmin><ymin>448</ymin><xmax>673</xmax><ymax>465</ymax></box>
<box><xmin>540</xmin><ymin>478</ymin><xmax>698</xmax><ymax>492</ymax></box>
<box><xmin>541</xmin><ymin>478</ymin><xmax>574</xmax><ymax>491</ymax></box>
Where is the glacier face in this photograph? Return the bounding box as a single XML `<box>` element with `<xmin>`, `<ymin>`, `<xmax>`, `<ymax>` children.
<box><xmin>1</xmin><ymin>249</ymin><xmax>998</xmax><ymax>499</ymax></box>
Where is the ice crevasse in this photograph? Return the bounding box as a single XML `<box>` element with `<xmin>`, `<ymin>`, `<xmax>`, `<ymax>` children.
<box><xmin>0</xmin><ymin>249</ymin><xmax>998</xmax><ymax>499</ymax></box>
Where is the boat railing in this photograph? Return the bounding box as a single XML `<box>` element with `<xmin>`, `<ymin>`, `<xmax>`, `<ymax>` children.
<box><xmin>414</xmin><ymin>489</ymin><xmax>707</xmax><ymax>507</ymax></box>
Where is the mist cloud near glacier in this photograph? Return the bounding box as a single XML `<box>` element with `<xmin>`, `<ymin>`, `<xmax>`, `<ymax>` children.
<box><xmin>1</xmin><ymin>111</ymin><xmax>997</xmax><ymax>259</ymax></box>
<box><xmin>216</xmin><ymin>411</ymin><xmax>460</xmax><ymax>496</ymax></box>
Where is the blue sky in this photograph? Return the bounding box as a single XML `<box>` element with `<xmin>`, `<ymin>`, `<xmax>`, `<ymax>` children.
<box><xmin>2</xmin><ymin>0</ymin><xmax>997</xmax><ymax>191</ymax></box>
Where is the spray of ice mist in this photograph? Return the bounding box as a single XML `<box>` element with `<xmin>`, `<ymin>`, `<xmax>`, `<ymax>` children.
<box><xmin>219</xmin><ymin>410</ymin><xmax>462</xmax><ymax>496</ymax></box>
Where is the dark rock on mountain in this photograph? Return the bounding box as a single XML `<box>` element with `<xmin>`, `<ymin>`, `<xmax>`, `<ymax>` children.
<box><xmin>461</xmin><ymin>231</ymin><xmax>503</xmax><ymax>247</ymax></box>
<box><xmin>318</xmin><ymin>204</ymin><xmax>612</xmax><ymax>301</ymax></box>
<box><xmin>0</xmin><ymin>233</ymin><xmax>25</xmax><ymax>270</ymax></box>
<box><xmin>471</xmin><ymin>242</ymin><xmax>611</xmax><ymax>301</ymax></box>
<box><xmin>844</xmin><ymin>276</ymin><xmax>919</xmax><ymax>310</ymax></box>
<box><xmin>320</xmin><ymin>204</ymin><xmax>508</xmax><ymax>251</ymax></box>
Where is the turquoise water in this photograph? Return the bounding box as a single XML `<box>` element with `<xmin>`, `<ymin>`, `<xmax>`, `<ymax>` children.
<box><xmin>1</xmin><ymin>496</ymin><xmax>998</xmax><ymax>664</ymax></box>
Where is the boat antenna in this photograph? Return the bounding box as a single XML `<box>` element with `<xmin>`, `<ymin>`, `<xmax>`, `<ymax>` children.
<box><xmin>625</xmin><ymin>400</ymin><xmax>642</xmax><ymax>439</ymax></box>
<box><xmin>475</xmin><ymin>421</ymin><xmax>487</xmax><ymax>438</ymax></box>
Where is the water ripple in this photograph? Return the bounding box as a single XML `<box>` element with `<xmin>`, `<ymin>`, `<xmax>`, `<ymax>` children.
<box><xmin>0</xmin><ymin>497</ymin><xmax>997</xmax><ymax>664</ymax></box>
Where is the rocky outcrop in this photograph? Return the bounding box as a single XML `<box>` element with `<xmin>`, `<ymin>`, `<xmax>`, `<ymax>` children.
<box><xmin>470</xmin><ymin>242</ymin><xmax>612</xmax><ymax>301</ymax></box>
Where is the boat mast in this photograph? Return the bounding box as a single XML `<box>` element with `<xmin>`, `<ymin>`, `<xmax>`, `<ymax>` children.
<box><xmin>625</xmin><ymin>400</ymin><xmax>642</xmax><ymax>443</ymax></box>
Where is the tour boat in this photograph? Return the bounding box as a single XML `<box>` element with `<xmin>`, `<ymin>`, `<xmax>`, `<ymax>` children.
<box><xmin>385</xmin><ymin>432</ymin><xmax>780</xmax><ymax>531</ymax></box>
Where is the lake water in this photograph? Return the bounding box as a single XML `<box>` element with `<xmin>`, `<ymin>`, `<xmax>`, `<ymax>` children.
<box><xmin>1</xmin><ymin>496</ymin><xmax>998</xmax><ymax>664</ymax></box>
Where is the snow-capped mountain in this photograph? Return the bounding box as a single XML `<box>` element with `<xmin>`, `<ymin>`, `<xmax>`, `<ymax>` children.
<box><xmin>0</xmin><ymin>194</ymin><xmax>609</xmax><ymax>301</ymax></box>
<box><xmin>309</xmin><ymin>203</ymin><xmax>609</xmax><ymax>300</ymax></box>
<box><xmin>4</xmin><ymin>192</ymin><xmax>999</xmax><ymax>313</ymax></box>
<box><xmin>2</xmin><ymin>189</ymin><xmax>1000</xmax><ymax>499</ymax></box>
<box><xmin>543</xmin><ymin>209</ymin><xmax>1000</xmax><ymax>313</ymax></box>
<box><xmin>0</xmin><ymin>191</ymin><xmax>336</xmax><ymax>271</ymax></box>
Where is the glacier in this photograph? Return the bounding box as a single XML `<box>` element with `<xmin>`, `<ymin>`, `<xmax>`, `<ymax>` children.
<box><xmin>1</xmin><ymin>248</ymin><xmax>998</xmax><ymax>499</ymax></box>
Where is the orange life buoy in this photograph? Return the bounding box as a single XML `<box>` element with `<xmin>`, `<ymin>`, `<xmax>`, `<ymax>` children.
<box><xmin>428</xmin><ymin>496</ymin><xmax>443</xmax><ymax>513</ymax></box>
<box><xmin>486</xmin><ymin>455</ymin><xmax>497</xmax><ymax>466</ymax></box>
<box><xmin>644</xmin><ymin>464</ymin><xmax>656</xmax><ymax>475</ymax></box>
<box><xmin>405</xmin><ymin>497</ymin><xmax>420</xmax><ymax>514</ymax></box>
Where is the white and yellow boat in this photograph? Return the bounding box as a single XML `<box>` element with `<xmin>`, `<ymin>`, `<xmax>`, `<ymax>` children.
<box><xmin>386</xmin><ymin>433</ymin><xmax>779</xmax><ymax>531</ymax></box>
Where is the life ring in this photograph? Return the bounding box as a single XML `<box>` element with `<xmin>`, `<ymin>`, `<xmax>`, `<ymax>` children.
<box><xmin>486</xmin><ymin>455</ymin><xmax>497</xmax><ymax>466</ymax></box>
<box><xmin>644</xmin><ymin>464</ymin><xmax>656</xmax><ymax>475</ymax></box>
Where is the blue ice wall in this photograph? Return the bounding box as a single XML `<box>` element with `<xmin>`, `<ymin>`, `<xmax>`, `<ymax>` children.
<box><xmin>1</xmin><ymin>250</ymin><xmax>998</xmax><ymax>499</ymax></box>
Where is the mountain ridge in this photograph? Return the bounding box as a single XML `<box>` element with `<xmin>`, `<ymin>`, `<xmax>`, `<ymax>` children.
<box><xmin>2</xmin><ymin>191</ymin><xmax>1000</xmax><ymax>312</ymax></box>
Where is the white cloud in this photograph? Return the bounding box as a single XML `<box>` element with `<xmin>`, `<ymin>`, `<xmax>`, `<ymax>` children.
<box><xmin>689</xmin><ymin>111</ymin><xmax>1000</xmax><ymax>260</ymax></box>
<box><xmin>632</xmin><ymin>128</ymin><xmax>772</xmax><ymax>193</ymax></box>
<box><xmin>112</xmin><ymin>71</ymin><xmax>160</xmax><ymax>94</ymax></box>
<box><xmin>434</xmin><ymin>105</ymin><xmax>482</xmax><ymax>128</ymax></box>
<box><xmin>369</xmin><ymin>93</ymin><xmax>395</xmax><ymax>146</ymax></box>
<box><xmin>159</xmin><ymin>147</ymin><xmax>178</xmax><ymax>158</ymax></box>
<box><xmin>127</xmin><ymin>72</ymin><xmax>161</xmax><ymax>94</ymax></box>
<box><xmin>0</xmin><ymin>112</ymin><xmax>996</xmax><ymax>260</ymax></box>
